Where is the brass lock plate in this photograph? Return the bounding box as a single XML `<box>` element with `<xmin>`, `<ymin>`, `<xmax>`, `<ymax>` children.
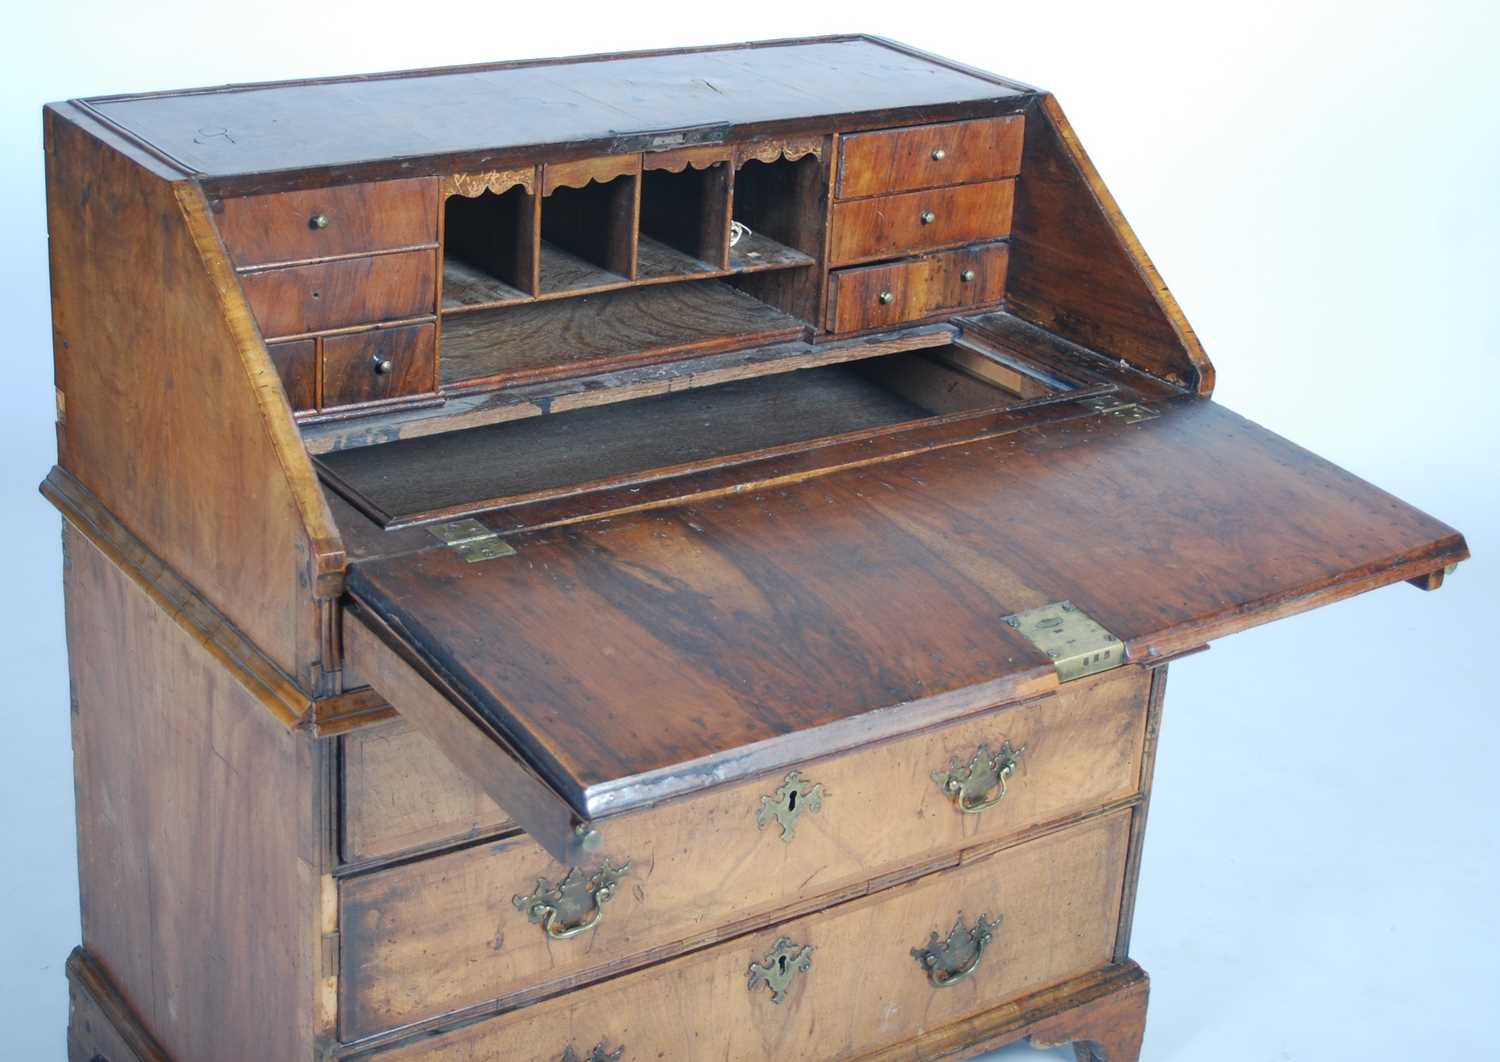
<box><xmin>560</xmin><ymin>1044</ymin><xmax>624</xmax><ymax>1062</ymax></box>
<box><xmin>1004</xmin><ymin>601</ymin><xmax>1124</xmax><ymax>682</ymax></box>
<box><xmin>756</xmin><ymin>770</ymin><xmax>824</xmax><ymax>842</ymax></box>
<box><xmin>747</xmin><ymin>937</ymin><xmax>814</xmax><ymax>1004</ymax></box>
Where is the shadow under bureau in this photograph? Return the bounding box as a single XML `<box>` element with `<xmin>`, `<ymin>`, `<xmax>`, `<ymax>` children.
<box><xmin>43</xmin><ymin>35</ymin><xmax>1468</xmax><ymax>1062</ymax></box>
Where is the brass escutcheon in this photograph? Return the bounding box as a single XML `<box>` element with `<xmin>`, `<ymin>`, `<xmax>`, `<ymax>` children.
<box><xmin>747</xmin><ymin>937</ymin><xmax>814</xmax><ymax>1004</ymax></box>
<box><xmin>560</xmin><ymin>1043</ymin><xmax>623</xmax><ymax>1062</ymax></box>
<box><xmin>756</xmin><ymin>769</ymin><xmax>824</xmax><ymax>842</ymax></box>
<box><xmin>912</xmin><ymin>912</ymin><xmax>1000</xmax><ymax>988</ymax></box>
<box><xmin>931</xmin><ymin>741</ymin><xmax>1024</xmax><ymax>814</ymax></box>
<box><xmin>513</xmin><ymin>859</ymin><xmax>629</xmax><ymax>940</ymax></box>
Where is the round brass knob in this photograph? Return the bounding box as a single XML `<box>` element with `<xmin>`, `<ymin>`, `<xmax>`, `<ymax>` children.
<box><xmin>310</xmin><ymin>213</ymin><xmax>329</xmax><ymax>230</ymax></box>
<box><xmin>960</xmin><ymin>269</ymin><xmax>976</xmax><ymax>282</ymax></box>
<box><xmin>931</xmin><ymin>148</ymin><xmax>946</xmax><ymax>161</ymax></box>
<box><xmin>878</xmin><ymin>291</ymin><xmax>895</xmax><ymax>305</ymax></box>
<box><xmin>920</xmin><ymin>210</ymin><xmax>936</xmax><ymax>225</ymax></box>
<box><xmin>372</xmin><ymin>356</ymin><xmax>394</xmax><ymax>375</ymax></box>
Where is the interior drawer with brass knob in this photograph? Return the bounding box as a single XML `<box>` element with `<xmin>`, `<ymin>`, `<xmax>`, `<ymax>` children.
<box><xmin>238</xmin><ymin>249</ymin><xmax>437</xmax><ymax>339</ymax></box>
<box><xmin>321</xmin><ymin>321</ymin><xmax>437</xmax><ymax>410</ymax></box>
<box><xmin>214</xmin><ymin>177</ymin><xmax>438</xmax><ymax>268</ymax></box>
<box><xmin>828</xmin><ymin>180</ymin><xmax>1016</xmax><ymax>267</ymax></box>
<box><xmin>828</xmin><ymin>242</ymin><xmax>1010</xmax><ymax>333</ymax></box>
<box><xmin>363</xmin><ymin>809</ymin><xmax>1131</xmax><ymax>1059</ymax></box>
<box><xmin>836</xmin><ymin>115</ymin><xmax>1024</xmax><ymax>200</ymax></box>
<box><xmin>335</xmin><ymin>667</ymin><xmax>1149</xmax><ymax>1041</ymax></box>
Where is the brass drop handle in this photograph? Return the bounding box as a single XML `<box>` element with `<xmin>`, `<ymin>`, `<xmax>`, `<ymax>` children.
<box><xmin>309</xmin><ymin>213</ymin><xmax>329</xmax><ymax>229</ymax></box>
<box><xmin>878</xmin><ymin>290</ymin><xmax>895</xmax><ymax>305</ymax></box>
<box><xmin>372</xmin><ymin>355</ymin><xmax>394</xmax><ymax>375</ymax></box>
<box><xmin>960</xmin><ymin>269</ymin><xmax>976</xmax><ymax>283</ymax></box>
<box><xmin>912</xmin><ymin>913</ymin><xmax>999</xmax><ymax>988</ymax></box>
<box><xmin>919</xmin><ymin>209</ymin><xmax>937</xmax><ymax>225</ymax></box>
<box><xmin>931</xmin><ymin>740</ymin><xmax>1024</xmax><ymax>814</ymax></box>
<box><xmin>513</xmin><ymin>859</ymin><xmax>629</xmax><ymax>941</ymax></box>
<box><xmin>931</xmin><ymin>147</ymin><xmax>947</xmax><ymax>161</ymax></box>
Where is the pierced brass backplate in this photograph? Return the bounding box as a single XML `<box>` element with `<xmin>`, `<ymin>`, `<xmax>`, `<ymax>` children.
<box><xmin>560</xmin><ymin>1043</ymin><xmax>624</xmax><ymax>1062</ymax></box>
<box><xmin>912</xmin><ymin>912</ymin><xmax>1001</xmax><ymax>988</ymax></box>
<box><xmin>932</xmin><ymin>740</ymin><xmax>1024</xmax><ymax>814</ymax></box>
<box><xmin>748</xmin><ymin>937</ymin><xmax>814</xmax><ymax>1004</ymax></box>
<box><xmin>756</xmin><ymin>769</ymin><xmax>824</xmax><ymax>842</ymax></box>
<box><xmin>513</xmin><ymin>859</ymin><xmax>629</xmax><ymax>940</ymax></box>
<box><xmin>1004</xmin><ymin>601</ymin><xmax>1125</xmax><ymax>682</ymax></box>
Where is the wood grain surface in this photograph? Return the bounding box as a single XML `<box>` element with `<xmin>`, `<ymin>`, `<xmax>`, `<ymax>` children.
<box><xmin>437</xmin><ymin>281</ymin><xmax>804</xmax><ymax>388</ymax></box>
<box><xmin>337</xmin><ymin>670</ymin><xmax>1146</xmax><ymax>1036</ymax></box>
<box><xmin>359</xmin><ymin>810</ymin><xmax>1130</xmax><ymax>1058</ymax></box>
<box><xmin>837</xmin><ymin>115</ymin><xmax>1024</xmax><ymax>199</ymax></box>
<box><xmin>829</xmin><ymin>180</ymin><xmax>1016</xmax><ymax>266</ymax></box>
<box><xmin>346</xmin><ymin>398</ymin><xmax>1466</xmax><ymax>823</ymax></box>
<box><xmin>214</xmin><ymin>178</ymin><xmax>438</xmax><ymax>267</ymax></box>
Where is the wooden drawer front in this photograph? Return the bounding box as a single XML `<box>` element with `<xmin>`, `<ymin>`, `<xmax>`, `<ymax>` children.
<box><xmin>265</xmin><ymin>338</ymin><xmax>316</xmax><ymax>412</ymax></box>
<box><xmin>342</xmin><ymin>718</ymin><xmax>516</xmax><ymax>864</ymax></box>
<box><xmin>322</xmin><ymin>322</ymin><xmax>437</xmax><ymax>409</ymax></box>
<box><xmin>828</xmin><ymin>243</ymin><xmax>1010</xmax><ymax>333</ymax></box>
<box><xmin>216</xmin><ymin>178</ymin><xmax>438</xmax><ymax>268</ymax></box>
<box><xmin>829</xmin><ymin>180</ymin><xmax>1015</xmax><ymax>267</ymax></box>
<box><xmin>371</xmin><ymin>810</ymin><xmax>1131</xmax><ymax>1060</ymax></box>
<box><xmin>240</xmin><ymin>249</ymin><xmax>436</xmax><ymax>339</ymax></box>
<box><xmin>837</xmin><ymin>116</ymin><xmax>1024</xmax><ymax>200</ymax></box>
<box><xmin>338</xmin><ymin>668</ymin><xmax>1148</xmax><ymax>1039</ymax></box>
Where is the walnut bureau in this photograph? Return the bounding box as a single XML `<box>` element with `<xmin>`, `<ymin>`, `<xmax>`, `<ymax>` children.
<box><xmin>43</xmin><ymin>36</ymin><xmax>1468</xmax><ymax>1062</ymax></box>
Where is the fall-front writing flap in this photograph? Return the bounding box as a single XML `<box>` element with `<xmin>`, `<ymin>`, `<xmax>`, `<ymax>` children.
<box><xmin>343</xmin><ymin>398</ymin><xmax>1465</xmax><ymax>861</ymax></box>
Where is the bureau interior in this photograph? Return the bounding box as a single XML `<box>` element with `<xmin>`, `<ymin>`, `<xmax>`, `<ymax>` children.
<box><xmin>437</xmin><ymin>152</ymin><xmax>824</xmax><ymax>390</ymax></box>
<box><xmin>315</xmin><ymin>343</ymin><xmax>1063</xmax><ymax>528</ymax></box>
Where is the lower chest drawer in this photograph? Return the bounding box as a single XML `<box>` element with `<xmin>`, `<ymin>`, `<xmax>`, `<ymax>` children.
<box><xmin>239</xmin><ymin>248</ymin><xmax>436</xmax><ymax>338</ymax></box>
<box><xmin>367</xmin><ymin>809</ymin><xmax>1132</xmax><ymax>1060</ymax></box>
<box><xmin>337</xmin><ymin>668</ymin><xmax>1149</xmax><ymax>1040</ymax></box>
<box><xmin>828</xmin><ymin>243</ymin><xmax>1010</xmax><ymax>333</ymax></box>
<box><xmin>828</xmin><ymin>180</ymin><xmax>1015</xmax><ymax>267</ymax></box>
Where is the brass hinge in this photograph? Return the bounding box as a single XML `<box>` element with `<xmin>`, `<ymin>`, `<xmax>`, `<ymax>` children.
<box><xmin>428</xmin><ymin>518</ymin><xmax>516</xmax><ymax>563</ymax></box>
<box><xmin>1080</xmin><ymin>395</ymin><xmax>1159</xmax><ymax>423</ymax></box>
<box><xmin>1004</xmin><ymin>601</ymin><xmax>1125</xmax><ymax>682</ymax></box>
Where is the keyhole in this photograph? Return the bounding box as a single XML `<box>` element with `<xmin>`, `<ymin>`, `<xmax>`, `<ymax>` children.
<box><xmin>777</xmin><ymin>955</ymin><xmax>788</xmax><ymax>975</ymax></box>
<box><xmin>787</xmin><ymin>791</ymin><xmax>797</xmax><ymax>812</ymax></box>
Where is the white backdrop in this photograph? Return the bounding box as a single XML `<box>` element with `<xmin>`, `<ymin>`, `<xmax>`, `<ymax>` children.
<box><xmin>2</xmin><ymin>2</ymin><xmax>1496</xmax><ymax>1058</ymax></box>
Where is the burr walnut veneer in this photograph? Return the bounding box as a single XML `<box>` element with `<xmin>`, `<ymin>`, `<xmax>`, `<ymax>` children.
<box><xmin>43</xmin><ymin>36</ymin><xmax>1467</xmax><ymax>1062</ymax></box>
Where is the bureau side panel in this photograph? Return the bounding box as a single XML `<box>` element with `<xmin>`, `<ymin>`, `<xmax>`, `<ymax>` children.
<box><xmin>44</xmin><ymin>106</ymin><xmax>343</xmax><ymax>684</ymax></box>
<box><xmin>66</xmin><ymin>524</ymin><xmax>324</xmax><ymax>1061</ymax></box>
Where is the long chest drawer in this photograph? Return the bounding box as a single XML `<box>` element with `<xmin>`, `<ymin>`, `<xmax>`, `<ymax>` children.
<box><xmin>337</xmin><ymin>668</ymin><xmax>1149</xmax><ymax>1040</ymax></box>
<box><xmin>366</xmin><ymin>809</ymin><xmax>1132</xmax><ymax>1060</ymax></box>
<box><xmin>828</xmin><ymin>180</ymin><xmax>1015</xmax><ymax>267</ymax></box>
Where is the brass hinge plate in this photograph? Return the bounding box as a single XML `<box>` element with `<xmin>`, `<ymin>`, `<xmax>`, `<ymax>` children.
<box><xmin>1080</xmin><ymin>395</ymin><xmax>1159</xmax><ymax>423</ymax></box>
<box><xmin>427</xmin><ymin>518</ymin><xmax>516</xmax><ymax>563</ymax></box>
<box><xmin>1004</xmin><ymin>601</ymin><xmax>1125</xmax><ymax>682</ymax></box>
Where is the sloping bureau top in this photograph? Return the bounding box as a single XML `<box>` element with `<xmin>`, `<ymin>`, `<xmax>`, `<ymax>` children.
<box><xmin>73</xmin><ymin>36</ymin><xmax>1028</xmax><ymax>190</ymax></box>
<box><xmin>345</xmin><ymin>400</ymin><xmax>1465</xmax><ymax>839</ymax></box>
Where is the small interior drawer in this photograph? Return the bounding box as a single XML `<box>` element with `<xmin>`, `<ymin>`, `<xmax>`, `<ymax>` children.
<box><xmin>828</xmin><ymin>179</ymin><xmax>1015</xmax><ymax>267</ymax></box>
<box><xmin>239</xmin><ymin>249</ymin><xmax>436</xmax><ymax>339</ymax></box>
<box><xmin>215</xmin><ymin>178</ymin><xmax>438</xmax><ymax>268</ymax></box>
<box><xmin>265</xmin><ymin>338</ymin><xmax>316</xmax><ymax>412</ymax></box>
<box><xmin>336</xmin><ymin>669</ymin><xmax>1148</xmax><ymax>1040</ymax></box>
<box><xmin>828</xmin><ymin>242</ymin><xmax>1010</xmax><ymax>333</ymax></box>
<box><xmin>359</xmin><ymin>809</ymin><xmax>1130</xmax><ymax>1059</ymax></box>
<box><xmin>836</xmin><ymin>115</ymin><xmax>1024</xmax><ymax>200</ymax></box>
<box><xmin>322</xmin><ymin>322</ymin><xmax>436</xmax><ymax>410</ymax></box>
<box><xmin>341</xmin><ymin>717</ymin><xmax>515</xmax><ymax>864</ymax></box>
